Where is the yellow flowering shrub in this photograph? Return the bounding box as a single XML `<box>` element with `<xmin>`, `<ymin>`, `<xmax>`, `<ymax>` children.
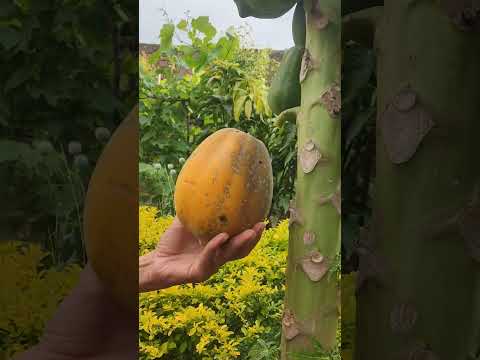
<box><xmin>139</xmin><ymin>206</ymin><xmax>288</xmax><ymax>359</ymax></box>
<box><xmin>0</xmin><ymin>241</ymin><xmax>81</xmax><ymax>359</ymax></box>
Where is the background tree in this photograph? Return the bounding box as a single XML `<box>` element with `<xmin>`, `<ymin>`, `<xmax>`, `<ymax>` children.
<box><xmin>344</xmin><ymin>1</ymin><xmax>480</xmax><ymax>359</ymax></box>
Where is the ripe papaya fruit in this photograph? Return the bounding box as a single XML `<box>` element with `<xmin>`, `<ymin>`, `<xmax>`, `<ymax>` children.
<box><xmin>267</xmin><ymin>46</ymin><xmax>304</xmax><ymax>115</ymax></box>
<box><xmin>233</xmin><ymin>0</ymin><xmax>297</xmax><ymax>19</ymax></box>
<box><xmin>174</xmin><ymin>128</ymin><xmax>273</xmax><ymax>243</ymax></box>
<box><xmin>292</xmin><ymin>1</ymin><xmax>306</xmax><ymax>47</ymax></box>
<box><xmin>83</xmin><ymin>105</ymin><xmax>138</xmax><ymax>311</ymax></box>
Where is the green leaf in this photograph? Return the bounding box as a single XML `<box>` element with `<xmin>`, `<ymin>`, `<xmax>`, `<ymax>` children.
<box><xmin>139</xmin><ymin>162</ymin><xmax>154</xmax><ymax>173</ymax></box>
<box><xmin>234</xmin><ymin>95</ymin><xmax>247</xmax><ymax>121</ymax></box>
<box><xmin>139</xmin><ymin>116</ymin><xmax>150</xmax><ymax>126</ymax></box>
<box><xmin>244</xmin><ymin>99</ymin><xmax>253</xmax><ymax>120</ymax></box>
<box><xmin>214</xmin><ymin>35</ymin><xmax>239</xmax><ymax>60</ymax></box>
<box><xmin>177</xmin><ymin>19</ymin><xmax>188</xmax><ymax>30</ymax></box>
<box><xmin>179</xmin><ymin>341</ymin><xmax>188</xmax><ymax>353</ymax></box>
<box><xmin>159</xmin><ymin>23</ymin><xmax>175</xmax><ymax>52</ymax></box>
<box><xmin>191</xmin><ymin>16</ymin><xmax>216</xmax><ymax>41</ymax></box>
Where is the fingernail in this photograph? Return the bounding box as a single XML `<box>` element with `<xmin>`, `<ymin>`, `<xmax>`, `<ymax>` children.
<box><xmin>220</xmin><ymin>233</ymin><xmax>229</xmax><ymax>241</ymax></box>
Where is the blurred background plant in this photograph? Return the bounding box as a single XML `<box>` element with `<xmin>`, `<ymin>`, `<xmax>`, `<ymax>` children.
<box><xmin>0</xmin><ymin>0</ymin><xmax>138</xmax><ymax>266</ymax></box>
<box><xmin>0</xmin><ymin>241</ymin><xmax>82</xmax><ymax>358</ymax></box>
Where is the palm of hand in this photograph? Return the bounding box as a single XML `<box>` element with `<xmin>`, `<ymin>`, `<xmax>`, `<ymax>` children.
<box><xmin>139</xmin><ymin>217</ymin><xmax>265</xmax><ymax>291</ymax></box>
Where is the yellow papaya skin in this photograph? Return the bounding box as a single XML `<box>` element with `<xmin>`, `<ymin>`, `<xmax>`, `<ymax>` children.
<box><xmin>174</xmin><ymin>128</ymin><xmax>273</xmax><ymax>243</ymax></box>
<box><xmin>83</xmin><ymin>105</ymin><xmax>138</xmax><ymax>311</ymax></box>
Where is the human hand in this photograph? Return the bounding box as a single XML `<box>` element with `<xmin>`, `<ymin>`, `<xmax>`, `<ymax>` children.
<box><xmin>139</xmin><ymin>217</ymin><xmax>266</xmax><ymax>292</ymax></box>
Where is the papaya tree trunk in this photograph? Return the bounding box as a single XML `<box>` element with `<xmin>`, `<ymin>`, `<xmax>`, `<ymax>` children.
<box><xmin>281</xmin><ymin>0</ymin><xmax>341</xmax><ymax>358</ymax></box>
<box><xmin>355</xmin><ymin>1</ymin><xmax>480</xmax><ymax>359</ymax></box>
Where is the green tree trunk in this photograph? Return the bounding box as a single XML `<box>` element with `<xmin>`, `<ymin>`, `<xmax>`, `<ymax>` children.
<box><xmin>355</xmin><ymin>1</ymin><xmax>480</xmax><ymax>359</ymax></box>
<box><xmin>280</xmin><ymin>0</ymin><xmax>341</xmax><ymax>358</ymax></box>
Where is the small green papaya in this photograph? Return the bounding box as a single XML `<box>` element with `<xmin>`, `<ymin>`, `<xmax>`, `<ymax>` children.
<box><xmin>233</xmin><ymin>0</ymin><xmax>297</xmax><ymax>19</ymax></box>
<box><xmin>292</xmin><ymin>1</ymin><xmax>306</xmax><ymax>47</ymax></box>
<box><xmin>267</xmin><ymin>46</ymin><xmax>304</xmax><ymax>115</ymax></box>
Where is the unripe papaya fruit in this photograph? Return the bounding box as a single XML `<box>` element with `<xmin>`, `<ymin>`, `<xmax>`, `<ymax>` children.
<box><xmin>174</xmin><ymin>128</ymin><xmax>273</xmax><ymax>243</ymax></box>
<box><xmin>233</xmin><ymin>0</ymin><xmax>297</xmax><ymax>19</ymax></box>
<box><xmin>292</xmin><ymin>1</ymin><xmax>306</xmax><ymax>47</ymax></box>
<box><xmin>83</xmin><ymin>105</ymin><xmax>138</xmax><ymax>311</ymax></box>
<box><xmin>267</xmin><ymin>46</ymin><xmax>304</xmax><ymax>115</ymax></box>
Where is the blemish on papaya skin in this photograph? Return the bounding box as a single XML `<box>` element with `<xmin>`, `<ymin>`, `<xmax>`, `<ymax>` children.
<box><xmin>218</xmin><ymin>215</ymin><xmax>228</xmax><ymax>225</ymax></box>
<box><xmin>183</xmin><ymin>179</ymin><xmax>197</xmax><ymax>186</ymax></box>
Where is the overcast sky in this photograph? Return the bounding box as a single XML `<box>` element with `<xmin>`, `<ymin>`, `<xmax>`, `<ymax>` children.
<box><xmin>139</xmin><ymin>0</ymin><xmax>294</xmax><ymax>50</ymax></box>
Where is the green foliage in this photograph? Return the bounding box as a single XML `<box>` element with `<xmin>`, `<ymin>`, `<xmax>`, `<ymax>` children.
<box><xmin>0</xmin><ymin>241</ymin><xmax>81</xmax><ymax>359</ymax></box>
<box><xmin>267</xmin><ymin>46</ymin><xmax>304</xmax><ymax>115</ymax></box>
<box><xmin>139</xmin><ymin>161</ymin><xmax>181</xmax><ymax>215</ymax></box>
<box><xmin>0</xmin><ymin>0</ymin><xmax>137</xmax><ymax>263</ymax></box>
<box><xmin>0</xmin><ymin>140</ymin><xmax>94</xmax><ymax>263</ymax></box>
<box><xmin>140</xmin><ymin>16</ymin><xmax>296</xmax><ymax>221</ymax></box>
<box><xmin>139</xmin><ymin>206</ymin><xmax>289</xmax><ymax>359</ymax></box>
<box><xmin>247</xmin><ymin>335</ymin><xmax>281</xmax><ymax>360</ymax></box>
